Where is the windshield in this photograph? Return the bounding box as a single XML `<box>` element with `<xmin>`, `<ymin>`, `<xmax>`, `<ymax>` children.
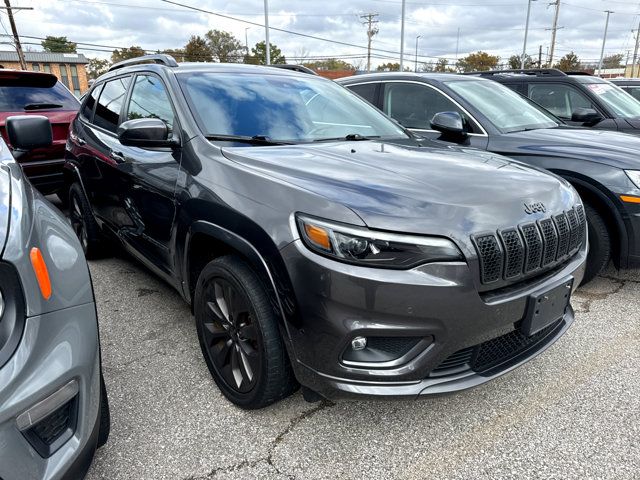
<box><xmin>445</xmin><ymin>79</ymin><xmax>559</xmax><ymax>133</ymax></box>
<box><xmin>583</xmin><ymin>82</ymin><xmax>640</xmax><ymax>118</ymax></box>
<box><xmin>0</xmin><ymin>82</ymin><xmax>79</xmax><ymax>111</ymax></box>
<box><xmin>177</xmin><ymin>72</ymin><xmax>407</xmax><ymax>143</ymax></box>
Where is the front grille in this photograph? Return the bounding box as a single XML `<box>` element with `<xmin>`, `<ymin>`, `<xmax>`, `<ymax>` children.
<box><xmin>22</xmin><ymin>395</ymin><xmax>78</xmax><ymax>458</ymax></box>
<box><xmin>365</xmin><ymin>337</ymin><xmax>421</xmax><ymax>356</ymax></box>
<box><xmin>430</xmin><ymin>319</ymin><xmax>563</xmax><ymax>377</ymax></box>
<box><xmin>473</xmin><ymin>206</ymin><xmax>585</xmax><ymax>285</ymax></box>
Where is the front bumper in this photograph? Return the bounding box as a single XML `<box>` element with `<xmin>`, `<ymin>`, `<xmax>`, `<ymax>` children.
<box><xmin>0</xmin><ymin>302</ymin><xmax>101</xmax><ymax>480</ymax></box>
<box><xmin>280</xmin><ymin>239</ymin><xmax>586</xmax><ymax>400</ymax></box>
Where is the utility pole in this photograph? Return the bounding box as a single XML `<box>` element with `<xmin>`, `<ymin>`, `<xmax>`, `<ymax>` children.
<box><xmin>245</xmin><ymin>27</ymin><xmax>250</xmax><ymax>55</ymax></box>
<box><xmin>263</xmin><ymin>0</ymin><xmax>270</xmax><ymax>65</ymax></box>
<box><xmin>632</xmin><ymin>19</ymin><xmax>640</xmax><ymax>77</ymax></box>
<box><xmin>414</xmin><ymin>35</ymin><xmax>421</xmax><ymax>72</ymax></box>
<box><xmin>1</xmin><ymin>0</ymin><xmax>29</xmax><ymax>70</ymax></box>
<box><xmin>597</xmin><ymin>10</ymin><xmax>613</xmax><ymax>76</ymax></box>
<box><xmin>360</xmin><ymin>13</ymin><xmax>379</xmax><ymax>73</ymax></box>
<box><xmin>455</xmin><ymin>27</ymin><xmax>460</xmax><ymax>60</ymax></box>
<box><xmin>399</xmin><ymin>0</ymin><xmax>406</xmax><ymax>71</ymax></box>
<box><xmin>521</xmin><ymin>0</ymin><xmax>535</xmax><ymax>69</ymax></box>
<box><xmin>548</xmin><ymin>0</ymin><xmax>561</xmax><ymax>67</ymax></box>
<box><xmin>538</xmin><ymin>44</ymin><xmax>543</xmax><ymax>67</ymax></box>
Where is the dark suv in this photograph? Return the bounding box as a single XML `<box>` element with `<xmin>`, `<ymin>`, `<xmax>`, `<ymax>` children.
<box><xmin>471</xmin><ymin>69</ymin><xmax>640</xmax><ymax>133</ymax></box>
<box><xmin>65</xmin><ymin>55</ymin><xmax>586</xmax><ymax>408</ymax></box>
<box><xmin>338</xmin><ymin>72</ymin><xmax>640</xmax><ymax>283</ymax></box>
<box><xmin>609</xmin><ymin>78</ymin><xmax>640</xmax><ymax>101</ymax></box>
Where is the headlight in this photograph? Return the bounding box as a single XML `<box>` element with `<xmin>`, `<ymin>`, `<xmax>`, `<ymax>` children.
<box><xmin>296</xmin><ymin>214</ymin><xmax>463</xmax><ymax>269</ymax></box>
<box><xmin>625</xmin><ymin>170</ymin><xmax>640</xmax><ymax>189</ymax></box>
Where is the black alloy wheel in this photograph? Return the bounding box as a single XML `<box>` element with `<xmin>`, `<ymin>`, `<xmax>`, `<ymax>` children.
<box><xmin>68</xmin><ymin>183</ymin><xmax>104</xmax><ymax>259</ymax></box>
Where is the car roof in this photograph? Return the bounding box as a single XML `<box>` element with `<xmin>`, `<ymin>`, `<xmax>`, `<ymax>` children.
<box><xmin>0</xmin><ymin>69</ymin><xmax>58</xmax><ymax>87</ymax></box>
<box><xmin>337</xmin><ymin>72</ymin><xmax>482</xmax><ymax>84</ymax></box>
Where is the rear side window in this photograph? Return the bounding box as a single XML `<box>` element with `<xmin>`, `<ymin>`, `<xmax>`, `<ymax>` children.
<box><xmin>125</xmin><ymin>75</ymin><xmax>174</xmax><ymax>130</ymax></box>
<box><xmin>624</xmin><ymin>86</ymin><xmax>640</xmax><ymax>102</ymax></box>
<box><xmin>80</xmin><ymin>85</ymin><xmax>101</xmax><ymax>122</ymax></box>
<box><xmin>348</xmin><ymin>83</ymin><xmax>378</xmax><ymax>105</ymax></box>
<box><xmin>528</xmin><ymin>83</ymin><xmax>595</xmax><ymax>119</ymax></box>
<box><xmin>93</xmin><ymin>77</ymin><xmax>131</xmax><ymax>133</ymax></box>
<box><xmin>0</xmin><ymin>81</ymin><xmax>79</xmax><ymax>112</ymax></box>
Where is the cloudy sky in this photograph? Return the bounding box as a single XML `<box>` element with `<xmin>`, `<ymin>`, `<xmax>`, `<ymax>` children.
<box><xmin>3</xmin><ymin>0</ymin><xmax>640</xmax><ymax>68</ymax></box>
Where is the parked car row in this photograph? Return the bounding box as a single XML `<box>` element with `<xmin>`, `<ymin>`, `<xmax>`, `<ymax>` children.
<box><xmin>1</xmin><ymin>54</ymin><xmax>639</xmax><ymax>479</ymax></box>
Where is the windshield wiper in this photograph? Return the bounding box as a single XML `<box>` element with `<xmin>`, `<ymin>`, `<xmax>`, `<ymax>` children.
<box><xmin>23</xmin><ymin>103</ymin><xmax>63</xmax><ymax>110</ymax></box>
<box><xmin>312</xmin><ymin>134</ymin><xmax>381</xmax><ymax>142</ymax></box>
<box><xmin>205</xmin><ymin>134</ymin><xmax>292</xmax><ymax>146</ymax></box>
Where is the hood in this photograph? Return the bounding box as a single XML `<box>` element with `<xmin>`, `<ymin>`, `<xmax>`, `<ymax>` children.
<box><xmin>0</xmin><ymin>164</ymin><xmax>8</xmax><ymax>256</ymax></box>
<box><xmin>221</xmin><ymin>141</ymin><xmax>577</xmax><ymax>239</ymax></box>
<box><xmin>499</xmin><ymin>126</ymin><xmax>640</xmax><ymax>170</ymax></box>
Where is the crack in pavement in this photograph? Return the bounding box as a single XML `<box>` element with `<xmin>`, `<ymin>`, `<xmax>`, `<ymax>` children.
<box><xmin>574</xmin><ymin>276</ymin><xmax>627</xmax><ymax>314</ymax></box>
<box><xmin>185</xmin><ymin>399</ymin><xmax>335</xmax><ymax>480</ymax></box>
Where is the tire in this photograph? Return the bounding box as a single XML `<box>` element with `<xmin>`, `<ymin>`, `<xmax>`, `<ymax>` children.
<box><xmin>56</xmin><ymin>187</ymin><xmax>69</xmax><ymax>208</ymax></box>
<box><xmin>68</xmin><ymin>183</ymin><xmax>106</xmax><ymax>259</ymax></box>
<box><xmin>581</xmin><ymin>203</ymin><xmax>611</xmax><ymax>285</ymax></box>
<box><xmin>97</xmin><ymin>373</ymin><xmax>110</xmax><ymax>448</ymax></box>
<box><xmin>194</xmin><ymin>255</ymin><xmax>298</xmax><ymax>409</ymax></box>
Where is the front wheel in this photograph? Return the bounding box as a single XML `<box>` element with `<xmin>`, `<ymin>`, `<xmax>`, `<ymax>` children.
<box><xmin>194</xmin><ymin>255</ymin><xmax>298</xmax><ymax>409</ymax></box>
<box><xmin>581</xmin><ymin>203</ymin><xmax>611</xmax><ymax>285</ymax></box>
<box><xmin>68</xmin><ymin>183</ymin><xmax>106</xmax><ymax>259</ymax></box>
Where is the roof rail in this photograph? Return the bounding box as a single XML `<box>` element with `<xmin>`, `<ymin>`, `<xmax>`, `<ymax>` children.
<box><xmin>268</xmin><ymin>64</ymin><xmax>318</xmax><ymax>75</ymax></box>
<box><xmin>464</xmin><ymin>68</ymin><xmax>567</xmax><ymax>77</ymax></box>
<box><xmin>564</xmin><ymin>71</ymin><xmax>592</xmax><ymax>76</ymax></box>
<box><xmin>108</xmin><ymin>54</ymin><xmax>178</xmax><ymax>72</ymax></box>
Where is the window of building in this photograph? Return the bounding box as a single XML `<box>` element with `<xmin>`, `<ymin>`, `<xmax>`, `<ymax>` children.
<box><xmin>32</xmin><ymin>63</ymin><xmax>40</xmax><ymax>72</ymax></box>
<box><xmin>126</xmin><ymin>75</ymin><xmax>174</xmax><ymax>131</ymax></box>
<box><xmin>59</xmin><ymin>64</ymin><xmax>71</xmax><ymax>90</ymax></box>
<box><xmin>42</xmin><ymin>64</ymin><xmax>51</xmax><ymax>73</ymax></box>
<box><xmin>70</xmin><ymin>65</ymin><xmax>81</xmax><ymax>96</ymax></box>
<box><xmin>93</xmin><ymin>76</ymin><xmax>131</xmax><ymax>133</ymax></box>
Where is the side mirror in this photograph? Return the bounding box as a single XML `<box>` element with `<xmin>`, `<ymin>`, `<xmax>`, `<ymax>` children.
<box><xmin>571</xmin><ymin>108</ymin><xmax>603</xmax><ymax>125</ymax></box>
<box><xmin>6</xmin><ymin>115</ymin><xmax>52</xmax><ymax>153</ymax></box>
<box><xmin>430</xmin><ymin>111</ymin><xmax>468</xmax><ymax>139</ymax></box>
<box><xmin>117</xmin><ymin>118</ymin><xmax>177</xmax><ymax>148</ymax></box>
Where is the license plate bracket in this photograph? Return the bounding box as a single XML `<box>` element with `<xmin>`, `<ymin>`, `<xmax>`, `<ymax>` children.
<box><xmin>521</xmin><ymin>277</ymin><xmax>573</xmax><ymax>336</ymax></box>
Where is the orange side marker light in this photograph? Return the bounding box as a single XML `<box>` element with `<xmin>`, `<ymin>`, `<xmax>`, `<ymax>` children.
<box><xmin>304</xmin><ymin>224</ymin><xmax>332</xmax><ymax>251</ymax></box>
<box><xmin>30</xmin><ymin>247</ymin><xmax>52</xmax><ymax>300</ymax></box>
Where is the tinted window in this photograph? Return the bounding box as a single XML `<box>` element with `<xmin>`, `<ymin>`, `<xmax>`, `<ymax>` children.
<box><xmin>528</xmin><ymin>83</ymin><xmax>595</xmax><ymax>119</ymax></box>
<box><xmin>0</xmin><ymin>81</ymin><xmax>79</xmax><ymax>111</ymax></box>
<box><xmin>93</xmin><ymin>77</ymin><xmax>131</xmax><ymax>133</ymax></box>
<box><xmin>80</xmin><ymin>85</ymin><xmax>101</xmax><ymax>121</ymax></box>
<box><xmin>348</xmin><ymin>83</ymin><xmax>378</xmax><ymax>104</ymax></box>
<box><xmin>177</xmin><ymin>72</ymin><xmax>406</xmax><ymax>142</ymax></box>
<box><xmin>623</xmin><ymin>86</ymin><xmax>640</xmax><ymax>102</ymax></box>
<box><xmin>126</xmin><ymin>75</ymin><xmax>174</xmax><ymax>131</ymax></box>
<box><xmin>383</xmin><ymin>82</ymin><xmax>475</xmax><ymax>131</ymax></box>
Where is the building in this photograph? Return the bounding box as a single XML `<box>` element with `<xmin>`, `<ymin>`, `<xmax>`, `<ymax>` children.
<box><xmin>0</xmin><ymin>51</ymin><xmax>90</xmax><ymax>96</ymax></box>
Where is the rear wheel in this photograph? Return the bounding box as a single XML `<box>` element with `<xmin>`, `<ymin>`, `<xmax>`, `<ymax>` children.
<box><xmin>581</xmin><ymin>202</ymin><xmax>611</xmax><ymax>285</ymax></box>
<box><xmin>194</xmin><ymin>255</ymin><xmax>298</xmax><ymax>409</ymax></box>
<box><xmin>68</xmin><ymin>183</ymin><xmax>105</xmax><ymax>259</ymax></box>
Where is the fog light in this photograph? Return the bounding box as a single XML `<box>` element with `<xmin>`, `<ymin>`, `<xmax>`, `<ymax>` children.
<box><xmin>351</xmin><ymin>336</ymin><xmax>367</xmax><ymax>351</ymax></box>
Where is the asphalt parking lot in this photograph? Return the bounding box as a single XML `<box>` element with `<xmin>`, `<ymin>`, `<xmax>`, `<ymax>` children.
<box><xmin>84</xmin><ymin>251</ymin><xmax>639</xmax><ymax>480</ymax></box>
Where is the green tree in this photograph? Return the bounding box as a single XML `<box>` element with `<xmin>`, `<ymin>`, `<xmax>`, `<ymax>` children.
<box><xmin>456</xmin><ymin>51</ymin><xmax>500</xmax><ymax>72</ymax></box>
<box><xmin>205</xmin><ymin>30</ymin><xmax>243</xmax><ymax>63</ymax></box>
<box><xmin>162</xmin><ymin>48</ymin><xmax>186</xmax><ymax>62</ymax></box>
<box><xmin>87</xmin><ymin>57</ymin><xmax>110</xmax><ymax>79</ymax></box>
<box><xmin>555</xmin><ymin>52</ymin><xmax>581</xmax><ymax>71</ymax></box>
<box><xmin>508</xmin><ymin>54</ymin><xmax>534</xmax><ymax>69</ymax></box>
<box><xmin>433</xmin><ymin>58</ymin><xmax>454</xmax><ymax>72</ymax></box>
<box><xmin>303</xmin><ymin>58</ymin><xmax>355</xmax><ymax>71</ymax></box>
<box><xmin>41</xmin><ymin>36</ymin><xmax>77</xmax><ymax>53</ymax></box>
<box><xmin>377</xmin><ymin>62</ymin><xmax>401</xmax><ymax>72</ymax></box>
<box><xmin>183</xmin><ymin>35</ymin><xmax>212</xmax><ymax>62</ymax></box>
<box><xmin>111</xmin><ymin>46</ymin><xmax>146</xmax><ymax>63</ymax></box>
<box><xmin>602</xmin><ymin>53</ymin><xmax>624</xmax><ymax>69</ymax></box>
<box><xmin>244</xmin><ymin>41</ymin><xmax>286</xmax><ymax>65</ymax></box>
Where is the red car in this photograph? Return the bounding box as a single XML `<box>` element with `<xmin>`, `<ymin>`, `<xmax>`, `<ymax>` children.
<box><xmin>0</xmin><ymin>69</ymin><xmax>80</xmax><ymax>198</ymax></box>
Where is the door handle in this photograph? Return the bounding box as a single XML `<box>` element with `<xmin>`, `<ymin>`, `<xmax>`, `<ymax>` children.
<box><xmin>109</xmin><ymin>151</ymin><xmax>125</xmax><ymax>164</ymax></box>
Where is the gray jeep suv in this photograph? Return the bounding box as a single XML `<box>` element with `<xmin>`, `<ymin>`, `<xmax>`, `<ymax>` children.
<box><xmin>0</xmin><ymin>116</ymin><xmax>108</xmax><ymax>479</ymax></box>
<box><xmin>66</xmin><ymin>56</ymin><xmax>587</xmax><ymax>408</ymax></box>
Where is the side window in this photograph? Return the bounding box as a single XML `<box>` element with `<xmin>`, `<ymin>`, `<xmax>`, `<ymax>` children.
<box><xmin>348</xmin><ymin>83</ymin><xmax>378</xmax><ymax>105</ymax></box>
<box><xmin>383</xmin><ymin>82</ymin><xmax>476</xmax><ymax>132</ymax></box>
<box><xmin>93</xmin><ymin>76</ymin><xmax>131</xmax><ymax>133</ymax></box>
<box><xmin>80</xmin><ymin>85</ymin><xmax>102</xmax><ymax>122</ymax></box>
<box><xmin>126</xmin><ymin>75</ymin><xmax>174</xmax><ymax>131</ymax></box>
<box><xmin>528</xmin><ymin>83</ymin><xmax>595</xmax><ymax>119</ymax></box>
<box><xmin>625</xmin><ymin>86</ymin><xmax>640</xmax><ymax>102</ymax></box>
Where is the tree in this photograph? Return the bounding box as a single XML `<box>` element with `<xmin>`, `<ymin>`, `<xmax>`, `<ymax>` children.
<box><xmin>433</xmin><ymin>58</ymin><xmax>454</xmax><ymax>72</ymax></box>
<box><xmin>456</xmin><ymin>51</ymin><xmax>500</xmax><ymax>72</ymax></box>
<box><xmin>304</xmin><ymin>58</ymin><xmax>355</xmax><ymax>71</ymax></box>
<box><xmin>111</xmin><ymin>46</ymin><xmax>146</xmax><ymax>63</ymax></box>
<box><xmin>87</xmin><ymin>57</ymin><xmax>110</xmax><ymax>79</ymax></box>
<box><xmin>162</xmin><ymin>48</ymin><xmax>186</xmax><ymax>62</ymax></box>
<box><xmin>377</xmin><ymin>62</ymin><xmax>401</xmax><ymax>72</ymax></box>
<box><xmin>183</xmin><ymin>35</ymin><xmax>212</xmax><ymax>62</ymax></box>
<box><xmin>555</xmin><ymin>52</ymin><xmax>581</xmax><ymax>71</ymax></box>
<box><xmin>244</xmin><ymin>41</ymin><xmax>286</xmax><ymax>65</ymax></box>
<box><xmin>206</xmin><ymin>30</ymin><xmax>243</xmax><ymax>63</ymax></box>
<box><xmin>602</xmin><ymin>53</ymin><xmax>624</xmax><ymax>69</ymax></box>
<box><xmin>41</xmin><ymin>36</ymin><xmax>77</xmax><ymax>53</ymax></box>
<box><xmin>508</xmin><ymin>54</ymin><xmax>534</xmax><ymax>69</ymax></box>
